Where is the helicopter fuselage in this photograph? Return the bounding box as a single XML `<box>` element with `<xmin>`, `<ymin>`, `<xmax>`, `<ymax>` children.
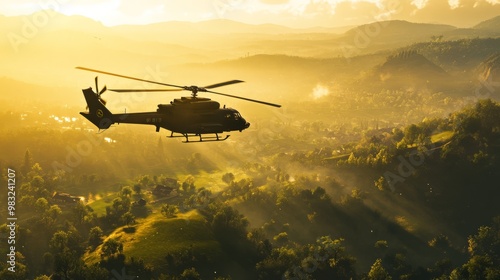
<box><xmin>76</xmin><ymin>67</ymin><xmax>279</xmax><ymax>142</ymax></box>
<box><xmin>80</xmin><ymin>88</ymin><xmax>250</xmax><ymax>141</ymax></box>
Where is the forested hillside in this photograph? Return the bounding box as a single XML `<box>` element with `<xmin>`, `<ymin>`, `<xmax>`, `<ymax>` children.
<box><xmin>1</xmin><ymin>99</ymin><xmax>499</xmax><ymax>279</ymax></box>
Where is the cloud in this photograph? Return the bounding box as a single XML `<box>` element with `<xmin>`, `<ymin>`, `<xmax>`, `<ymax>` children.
<box><xmin>304</xmin><ymin>1</ymin><xmax>336</xmax><ymax>15</ymax></box>
<box><xmin>260</xmin><ymin>0</ymin><xmax>290</xmax><ymax>4</ymax></box>
<box><xmin>1</xmin><ymin>0</ymin><xmax>500</xmax><ymax>27</ymax></box>
<box><xmin>333</xmin><ymin>1</ymin><xmax>382</xmax><ymax>25</ymax></box>
<box><xmin>448</xmin><ymin>0</ymin><xmax>460</xmax><ymax>9</ymax></box>
<box><xmin>409</xmin><ymin>0</ymin><xmax>500</xmax><ymax>26</ymax></box>
<box><xmin>411</xmin><ymin>0</ymin><xmax>429</xmax><ymax>9</ymax></box>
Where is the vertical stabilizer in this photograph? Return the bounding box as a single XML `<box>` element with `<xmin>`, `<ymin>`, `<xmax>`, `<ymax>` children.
<box><xmin>79</xmin><ymin>88</ymin><xmax>114</xmax><ymax>129</ymax></box>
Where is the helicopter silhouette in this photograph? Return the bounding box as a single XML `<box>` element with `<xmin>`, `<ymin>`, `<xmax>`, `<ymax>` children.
<box><xmin>77</xmin><ymin>67</ymin><xmax>281</xmax><ymax>142</ymax></box>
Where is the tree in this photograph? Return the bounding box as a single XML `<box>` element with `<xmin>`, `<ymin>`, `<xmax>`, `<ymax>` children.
<box><xmin>35</xmin><ymin>197</ymin><xmax>49</xmax><ymax>213</ymax></box>
<box><xmin>45</xmin><ymin>205</ymin><xmax>62</xmax><ymax>220</ymax></box>
<box><xmin>82</xmin><ymin>264</ymin><xmax>110</xmax><ymax>279</ymax></box>
<box><xmin>209</xmin><ymin>203</ymin><xmax>249</xmax><ymax>239</ymax></box>
<box><xmin>367</xmin><ymin>259</ymin><xmax>392</xmax><ymax>280</ymax></box>
<box><xmin>121</xmin><ymin>186</ymin><xmax>133</xmax><ymax>198</ymax></box>
<box><xmin>50</xmin><ymin>231</ymin><xmax>69</xmax><ymax>253</ymax></box>
<box><xmin>222</xmin><ymin>172</ymin><xmax>235</xmax><ymax>185</ymax></box>
<box><xmin>107</xmin><ymin>197</ymin><xmax>131</xmax><ymax>220</ymax></box>
<box><xmin>139</xmin><ymin>175</ymin><xmax>152</xmax><ymax>187</ymax></box>
<box><xmin>133</xmin><ymin>183</ymin><xmax>142</xmax><ymax>195</ymax></box>
<box><xmin>392</xmin><ymin>128</ymin><xmax>404</xmax><ymax>142</ymax></box>
<box><xmin>257</xmin><ymin>247</ymin><xmax>300</xmax><ymax>279</ymax></box>
<box><xmin>182</xmin><ymin>175</ymin><xmax>196</xmax><ymax>193</ymax></box>
<box><xmin>468</xmin><ymin>221</ymin><xmax>500</xmax><ymax>262</ymax></box>
<box><xmin>180</xmin><ymin>267</ymin><xmax>201</xmax><ymax>280</ymax></box>
<box><xmin>30</xmin><ymin>175</ymin><xmax>47</xmax><ymax>197</ymax></box>
<box><xmin>375</xmin><ymin>240</ymin><xmax>389</xmax><ymax>250</ymax></box>
<box><xmin>88</xmin><ymin>226</ymin><xmax>104</xmax><ymax>248</ymax></box>
<box><xmin>0</xmin><ymin>252</ymin><xmax>28</xmax><ymax>280</ymax></box>
<box><xmin>19</xmin><ymin>195</ymin><xmax>35</xmax><ymax>207</ymax></box>
<box><xmin>161</xmin><ymin>204</ymin><xmax>178</xmax><ymax>218</ymax></box>
<box><xmin>451</xmin><ymin>255</ymin><xmax>499</xmax><ymax>280</ymax></box>
<box><xmin>451</xmin><ymin>217</ymin><xmax>500</xmax><ymax>278</ymax></box>
<box><xmin>121</xmin><ymin>212</ymin><xmax>136</xmax><ymax>226</ymax></box>
<box><xmin>21</xmin><ymin>149</ymin><xmax>33</xmax><ymax>177</ymax></box>
<box><xmin>273</xmin><ymin>232</ymin><xmax>289</xmax><ymax>246</ymax></box>
<box><xmin>374</xmin><ymin>176</ymin><xmax>387</xmax><ymax>191</ymax></box>
<box><xmin>429</xmin><ymin>234</ymin><xmax>452</xmax><ymax>255</ymax></box>
<box><xmin>308</xmin><ymin>236</ymin><xmax>357</xmax><ymax>279</ymax></box>
<box><xmin>403</xmin><ymin>124</ymin><xmax>421</xmax><ymax>145</ymax></box>
<box><xmin>72</xmin><ymin>201</ymin><xmax>93</xmax><ymax>225</ymax></box>
<box><xmin>101</xmin><ymin>238</ymin><xmax>123</xmax><ymax>258</ymax></box>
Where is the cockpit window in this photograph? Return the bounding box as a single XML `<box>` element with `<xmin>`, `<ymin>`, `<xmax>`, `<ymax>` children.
<box><xmin>225</xmin><ymin>112</ymin><xmax>242</xmax><ymax>121</ymax></box>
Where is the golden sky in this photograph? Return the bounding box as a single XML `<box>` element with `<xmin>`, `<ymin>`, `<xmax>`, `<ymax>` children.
<box><xmin>0</xmin><ymin>0</ymin><xmax>499</xmax><ymax>27</ymax></box>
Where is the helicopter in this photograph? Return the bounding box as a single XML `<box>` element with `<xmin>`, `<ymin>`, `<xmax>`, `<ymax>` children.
<box><xmin>76</xmin><ymin>67</ymin><xmax>281</xmax><ymax>142</ymax></box>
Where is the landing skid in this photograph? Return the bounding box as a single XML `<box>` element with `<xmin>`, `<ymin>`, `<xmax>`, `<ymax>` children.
<box><xmin>169</xmin><ymin>132</ymin><xmax>230</xmax><ymax>143</ymax></box>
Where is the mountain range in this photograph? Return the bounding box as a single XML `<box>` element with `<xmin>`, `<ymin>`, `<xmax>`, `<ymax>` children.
<box><xmin>1</xmin><ymin>11</ymin><xmax>500</xmax><ymax>105</ymax></box>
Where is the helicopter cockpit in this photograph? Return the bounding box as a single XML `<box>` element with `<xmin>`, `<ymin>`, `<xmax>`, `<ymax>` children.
<box><xmin>226</xmin><ymin>112</ymin><xmax>242</xmax><ymax>120</ymax></box>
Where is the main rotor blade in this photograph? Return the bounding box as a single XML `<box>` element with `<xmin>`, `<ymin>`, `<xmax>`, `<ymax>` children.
<box><xmin>204</xmin><ymin>80</ymin><xmax>244</xmax><ymax>89</ymax></box>
<box><xmin>207</xmin><ymin>90</ymin><xmax>281</xmax><ymax>108</ymax></box>
<box><xmin>76</xmin><ymin>66</ymin><xmax>184</xmax><ymax>89</ymax></box>
<box><xmin>109</xmin><ymin>89</ymin><xmax>183</xmax><ymax>92</ymax></box>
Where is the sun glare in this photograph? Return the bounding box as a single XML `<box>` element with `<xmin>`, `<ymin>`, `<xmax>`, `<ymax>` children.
<box><xmin>448</xmin><ymin>0</ymin><xmax>460</xmax><ymax>9</ymax></box>
<box><xmin>411</xmin><ymin>0</ymin><xmax>429</xmax><ymax>9</ymax></box>
<box><xmin>312</xmin><ymin>84</ymin><xmax>330</xmax><ymax>100</ymax></box>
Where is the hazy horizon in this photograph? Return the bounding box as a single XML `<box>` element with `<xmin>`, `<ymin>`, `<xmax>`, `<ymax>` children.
<box><xmin>1</xmin><ymin>0</ymin><xmax>500</xmax><ymax>28</ymax></box>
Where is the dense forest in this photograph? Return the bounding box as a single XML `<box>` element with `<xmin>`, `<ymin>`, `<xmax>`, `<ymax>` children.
<box><xmin>0</xmin><ymin>98</ymin><xmax>499</xmax><ymax>279</ymax></box>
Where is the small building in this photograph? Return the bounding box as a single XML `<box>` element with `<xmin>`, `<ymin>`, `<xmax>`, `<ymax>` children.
<box><xmin>152</xmin><ymin>185</ymin><xmax>175</xmax><ymax>197</ymax></box>
<box><xmin>52</xmin><ymin>191</ymin><xmax>82</xmax><ymax>203</ymax></box>
<box><xmin>163</xmin><ymin>178</ymin><xmax>179</xmax><ymax>188</ymax></box>
<box><xmin>153</xmin><ymin>185</ymin><xmax>174</xmax><ymax>196</ymax></box>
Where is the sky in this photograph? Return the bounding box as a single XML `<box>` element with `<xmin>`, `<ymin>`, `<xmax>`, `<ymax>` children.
<box><xmin>0</xmin><ymin>0</ymin><xmax>500</xmax><ymax>28</ymax></box>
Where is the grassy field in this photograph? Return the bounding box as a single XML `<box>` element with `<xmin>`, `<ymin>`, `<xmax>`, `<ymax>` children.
<box><xmin>430</xmin><ymin>130</ymin><xmax>454</xmax><ymax>144</ymax></box>
<box><xmin>85</xmin><ymin>210</ymin><xmax>223</xmax><ymax>270</ymax></box>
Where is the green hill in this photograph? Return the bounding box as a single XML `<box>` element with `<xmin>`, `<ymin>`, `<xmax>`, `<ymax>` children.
<box><xmin>85</xmin><ymin>210</ymin><xmax>223</xmax><ymax>270</ymax></box>
<box><xmin>364</xmin><ymin>50</ymin><xmax>451</xmax><ymax>90</ymax></box>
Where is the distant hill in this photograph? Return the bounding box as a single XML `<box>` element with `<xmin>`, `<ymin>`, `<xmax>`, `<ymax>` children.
<box><xmin>113</xmin><ymin>18</ymin><xmax>346</xmax><ymax>36</ymax></box>
<box><xmin>365</xmin><ymin>50</ymin><xmax>450</xmax><ymax>90</ymax></box>
<box><xmin>180</xmin><ymin>53</ymin><xmax>386</xmax><ymax>100</ymax></box>
<box><xmin>337</xmin><ymin>20</ymin><xmax>457</xmax><ymax>56</ymax></box>
<box><xmin>404</xmin><ymin>38</ymin><xmax>500</xmax><ymax>72</ymax></box>
<box><xmin>1</xmin><ymin>11</ymin><xmax>500</xmax><ymax>101</ymax></box>
<box><xmin>344</xmin><ymin>20</ymin><xmax>456</xmax><ymax>38</ymax></box>
<box><xmin>0</xmin><ymin>10</ymin><xmax>106</xmax><ymax>35</ymax></box>
<box><xmin>0</xmin><ymin>77</ymin><xmax>77</xmax><ymax>106</ymax></box>
<box><xmin>378</xmin><ymin>50</ymin><xmax>447</xmax><ymax>74</ymax></box>
<box><xmin>474</xmin><ymin>15</ymin><xmax>500</xmax><ymax>30</ymax></box>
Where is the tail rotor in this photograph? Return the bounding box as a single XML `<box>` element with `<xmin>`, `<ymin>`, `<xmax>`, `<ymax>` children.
<box><xmin>95</xmin><ymin>76</ymin><xmax>107</xmax><ymax>105</ymax></box>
